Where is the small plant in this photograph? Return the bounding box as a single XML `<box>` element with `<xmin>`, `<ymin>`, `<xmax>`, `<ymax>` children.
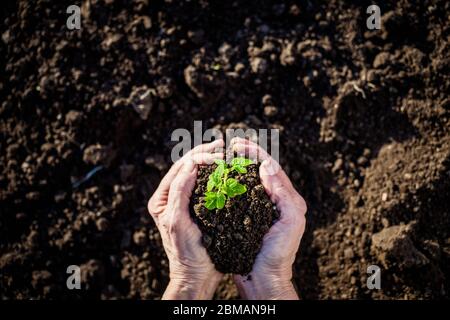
<box><xmin>204</xmin><ymin>157</ymin><xmax>253</xmax><ymax>210</ymax></box>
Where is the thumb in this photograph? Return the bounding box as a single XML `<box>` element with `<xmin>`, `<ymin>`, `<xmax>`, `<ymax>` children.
<box><xmin>259</xmin><ymin>159</ymin><xmax>307</xmax><ymax>221</ymax></box>
<box><xmin>259</xmin><ymin>159</ymin><xmax>293</xmax><ymax>209</ymax></box>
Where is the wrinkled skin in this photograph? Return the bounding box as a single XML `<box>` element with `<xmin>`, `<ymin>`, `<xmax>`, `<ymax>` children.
<box><xmin>148</xmin><ymin>138</ymin><xmax>307</xmax><ymax>300</ymax></box>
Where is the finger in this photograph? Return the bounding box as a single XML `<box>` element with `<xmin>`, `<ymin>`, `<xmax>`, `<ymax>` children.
<box><xmin>148</xmin><ymin>140</ymin><xmax>224</xmax><ymax>218</ymax></box>
<box><xmin>230</xmin><ymin>136</ymin><xmax>253</xmax><ymax>146</ymax></box>
<box><xmin>188</xmin><ymin>152</ymin><xmax>224</xmax><ymax>165</ymax></box>
<box><xmin>230</xmin><ymin>137</ymin><xmax>268</xmax><ymax>155</ymax></box>
<box><xmin>156</xmin><ymin>160</ymin><xmax>183</xmax><ymax>192</ymax></box>
<box><xmin>186</xmin><ymin>139</ymin><xmax>224</xmax><ymax>157</ymax></box>
<box><xmin>260</xmin><ymin>158</ymin><xmax>307</xmax><ymax>218</ymax></box>
<box><xmin>148</xmin><ymin>160</ymin><xmax>184</xmax><ymax>219</ymax></box>
<box><xmin>165</xmin><ymin>160</ymin><xmax>198</xmax><ymax>242</ymax></box>
<box><xmin>166</xmin><ymin>139</ymin><xmax>223</xmax><ymax>175</ymax></box>
<box><xmin>167</xmin><ymin>159</ymin><xmax>198</xmax><ymax>214</ymax></box>
<box><xmin>231</xmin><ymin>143</ymin><xmax>270</xmax><ymax>162</ymax></box>
<box><xmin>231</xmin><ymin>139</ymin><xmax>280</xmax><ymax>175</ymax></box>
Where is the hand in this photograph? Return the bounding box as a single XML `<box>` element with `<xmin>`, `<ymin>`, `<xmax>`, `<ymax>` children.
<box><xmin>147</xmin><ymin>140</ymin><xmax>224</xmax><ymax>299</ymax></box>
<box><xmin>230</xmin><ymin>138</ymin><xmax>307</xmax><ymax>300</ymax></box>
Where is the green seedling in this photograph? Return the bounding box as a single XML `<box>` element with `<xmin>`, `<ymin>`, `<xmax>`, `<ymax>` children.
<box><xmin>204</xmin><ymin>157</ymin><xmax>253</xmax><ymax>210</ymax></box>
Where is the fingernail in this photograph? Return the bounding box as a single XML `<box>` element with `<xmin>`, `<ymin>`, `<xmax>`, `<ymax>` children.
<box><xmin>212</xmin><ymin>153</ymin><xmax>224</xmax><ymax>160</ymax></box>
<box><xmin>210</xmin><ymin>138</ymin><xmax>224</xmax><ymax>147</ymax></box>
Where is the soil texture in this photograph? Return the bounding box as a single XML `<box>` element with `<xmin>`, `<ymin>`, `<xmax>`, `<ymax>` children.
<box><xmin>190</xmin><ymin>163</ymin><xmax>279</xmax><ymax>275</ymax></box>
<box><xmin>1</xmin><ymin>0</ymin><xmax>449</xmax><ymax>299</ymax></box>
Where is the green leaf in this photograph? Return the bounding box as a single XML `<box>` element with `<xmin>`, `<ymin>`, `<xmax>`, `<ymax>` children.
<box><xmin>204</xmin><ymin>200</ymin><xmax>216</xmax><ymax>210</ymax></box>
<box><xmin>233</xmin><ymin>165</ymin><xmax>247</xmax><ymax>174</ymax></box>
<box><xmin>211</xmin><ymin>63</ymin><xmax>222</xmax><ymax>71</ymax></box>
<box><xmin>223</xmin><ymin>178</ymin><xmax>247</xmax><ymax>197</ymax></box>
<box><xmin>204</xmin><ymin>192</ymin><xmax>218</xmax><ymax>210</ymax></box>
<box><xmin>212</xmin><ymin>171</ymin><xmax>222</xmax><ymax>184</ymax></box>
<box><xmin>204</xmin><ymin>157</ymin><xmax>251</xmax><ymax>210</ymax></box>
<box><xmin>231</xmin><ymin>157</ymin><xmax>253</xmax><ymax>167</ymax></box>
<box><xmin>215</xmin><ymin>159</ymin><xmax>226</xmax><ymax>166</ymax></box>
<box><xmin>214</xmin><ymin>160</ymin><xmax>225</xmax><ymax>178</ymax></box>
<box><xmin>230</xmin><ymin>157</ymin><xmax>253</xmax><ymax>174</ymax></box>
<box><xmin>207</xmin><ymin>177</ymin><xmax>216</xmax><ymax>191</ymax></box>
<box><xmin>208</xmin><ymin>161</ymin><xmax>225</xmax><ymax>191</ymax></box>
<box><xmin>204</xmin><ymin>191</ymin><xmax>217</xmax><ymax>198</ymax></box>
<box><xmin>216</xmin><ymin>192</ymin><xmax>226</xmax><ymax>209</ymax></box>
<box><xmin>204</xmin><ymin>191</ymin><xmax>227</xmax><ymax>210</ymax></box>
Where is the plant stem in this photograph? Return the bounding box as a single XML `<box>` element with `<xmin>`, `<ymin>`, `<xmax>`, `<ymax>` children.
<box><xmin>219</xmin><ymin>168</ymin><xmax>229</xmax><ymax>195</ymax></box>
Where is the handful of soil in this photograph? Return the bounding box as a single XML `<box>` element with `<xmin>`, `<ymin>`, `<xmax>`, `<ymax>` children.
<box><xmin>190</xmin><ymin>163</ymin><xmax>279</xmax><ymax>275</ymax></box>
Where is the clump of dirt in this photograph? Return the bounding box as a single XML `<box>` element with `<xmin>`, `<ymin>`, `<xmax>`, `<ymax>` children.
<box><xmin>190</xmin><ymin>164</ymin><xmax>279</xmax><ymax>275</ymax></box>
<box><xmin>1</xmin><ymin>0</ymin><xmax>449</xmax><ymax>300</ymax></box>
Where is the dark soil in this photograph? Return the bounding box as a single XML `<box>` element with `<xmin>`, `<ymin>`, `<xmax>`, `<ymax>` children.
<box><xmin>1</xmin><ymin>0</ymin><xmax>450</xmax><ymax>299</ymax></box>
<box><xmin>190</xmin><ymin>163</ymin><xmax>279</xmax><ymax>275</ymax></box>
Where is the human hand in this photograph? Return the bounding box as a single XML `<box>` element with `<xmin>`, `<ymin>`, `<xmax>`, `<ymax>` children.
<box><xmin>147</xmin><ymin>140</ymin><xmax>224</xmax><ymax>299</ymax></box>
<box><xmin>230</xmin><ymin>137</ymin><xmax>307</xmax><ymax>300</ymax></box>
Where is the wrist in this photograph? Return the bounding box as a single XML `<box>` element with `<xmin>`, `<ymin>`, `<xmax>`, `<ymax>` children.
<box><xmin>236</xmin><ymin>273</ymin><xmax>298</xmax><ymax>300</ymax></box>
<box><xmin>162</xmin><ymin>272</ymin><xmax>222</xmax><ymax>300</ymax></box>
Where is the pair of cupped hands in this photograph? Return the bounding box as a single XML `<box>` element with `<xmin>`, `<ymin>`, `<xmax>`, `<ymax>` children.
<box><xmin>147</xmin><ymin>138</ymin><xmax>307</xmax><ymax>300</ymax></box>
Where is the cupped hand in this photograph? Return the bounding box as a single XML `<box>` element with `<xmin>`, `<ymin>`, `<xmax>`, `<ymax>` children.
<box><xmin>147</xmin><ymin>139</ymin><xmax>224</xmax><ymax>299</ymax></box>
<box><xmin>231</xmin><ymin>137</ymin><xmax>307</xmax><ymax>300</ymax></box>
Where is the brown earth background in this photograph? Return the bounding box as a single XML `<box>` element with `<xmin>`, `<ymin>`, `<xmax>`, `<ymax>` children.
<box><xmin>1</xmin><ymin>0</ymin><xmax>449</xmax><ymax>299</ymax></box>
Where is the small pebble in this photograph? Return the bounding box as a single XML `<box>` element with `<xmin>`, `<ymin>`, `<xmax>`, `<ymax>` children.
<box><xmin>344</xmin><ymin>248</ymin><xmax>354</xmax><ymax>259</ymax></box>
<box><xmin>96</xmin><ymin>217</ymin><xmax>109</xmax><ymax>232</ymax></box>
<box><xmin>133</xmin><ymin>231</ymin><xmax>147</xmax><ymax>246</ymax></box>
<box><xmin>263</xmin><ymin>105</ymin><xmax>278</xmax><ymax>117</ymax></box>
